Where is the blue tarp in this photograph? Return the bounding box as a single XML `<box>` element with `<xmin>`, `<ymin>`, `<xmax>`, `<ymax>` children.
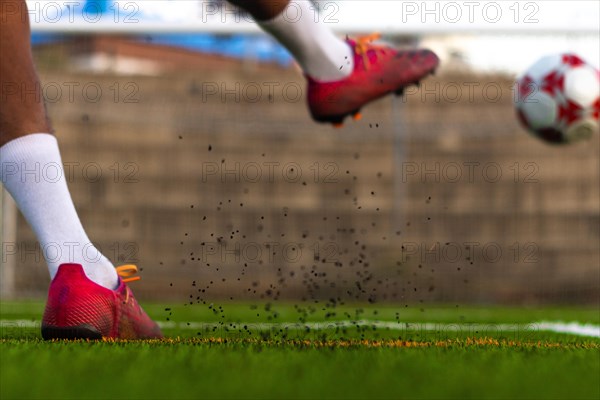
<box><xmin>31</xmin><ymin>33</ymin><xmax>63</xmax><ymax>46</ymax></box>
<box><xmin>145</xmin><ymin>34</ymin><xmax>292</xmax><ymax>65</ymax></box>
<box><xmin>83</xmin><ymin>0</ymin><xmax>109</xmax><ymax>14</ymax></box>
<box><xmin>30</xmin><ymin>0</ymin><xmax>292</xmax><ymax>65</ymax></box>
<box><xmin>31</xmin><ymin>32</ymin><xmax>292</xmax><ymax>65</ymax></box>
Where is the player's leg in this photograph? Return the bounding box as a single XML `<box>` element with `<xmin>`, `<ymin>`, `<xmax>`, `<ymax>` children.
<box><xmin>228</xmin><ymin>0</ymin><xmax>353</xmax><ymax>82</ymax></box>
<box><xmin>0</xmin><ymin>2</ymin><xmax>51</xmax><ymax>144</ymax></box>
<box><xmin>228</xmin><ymin>0</ymin><xmax>439</xmax><ymax>125</ymax></box>
<box><xmin>0</xmin><ymin>0</ymin><xmax>161</xmax><ymax>339</ymax></box>
<box><xmin>0</xmin><ymin>0</ymin><xmax>117</xmax><ymax>287</ymax></box>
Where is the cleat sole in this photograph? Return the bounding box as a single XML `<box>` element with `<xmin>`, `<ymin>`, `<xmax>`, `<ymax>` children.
<box><xmin>317</xmin><ymin>108</ymin><xmax>364</xmax><ymax>127</ymax></box>
<box><xmin>42</xmin><ymin>324</ymin><xmax>103</xmax><ymax>340</ymax></box>
<box><xmin>313</xmin><ymin>114</ymin><xmax>347</xmax><ymax>126</ymax></box>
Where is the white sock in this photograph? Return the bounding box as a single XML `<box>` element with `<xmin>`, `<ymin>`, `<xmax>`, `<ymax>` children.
<box><xmin>258</xmin><ymin>0</ymin><xmax>354</xmax><ymax>82</ymax></box>
<box><xmin>1</xmin><ymin>133</ymin><xmax>118</xmax><ymax>289</ymax></box>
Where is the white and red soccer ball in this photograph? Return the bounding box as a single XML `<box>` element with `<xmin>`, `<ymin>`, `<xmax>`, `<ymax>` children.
<box><xmin>515</xmin><ymin>53</ymin><xmax>599</xmax><ymax>144</ymax></box>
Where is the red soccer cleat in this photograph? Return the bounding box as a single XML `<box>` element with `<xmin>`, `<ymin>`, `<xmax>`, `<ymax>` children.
<box><xmin>307</xmin><ymin>33</ymin><xmax>440</xmax><ymax>125</ymax></box>
<box><xmin>41</xmin><ymin>263</ymin><xmax>162</xmax><ymax>340</ymax></box>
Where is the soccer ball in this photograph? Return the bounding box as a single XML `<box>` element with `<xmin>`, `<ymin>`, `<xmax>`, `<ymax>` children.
<box><xmin>515</xmin><ymin>53</ymin><xmax>599</xmax><ymax>144</ymax></box>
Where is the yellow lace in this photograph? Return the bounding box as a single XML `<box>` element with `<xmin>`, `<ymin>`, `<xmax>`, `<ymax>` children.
<box><xmin>116</xmin><ymin>264</ymin><xmax>141</xmax><ymax>283</ymax></box>
<box><xmin>354</xmin><ymin>33</ymin><xmax>385</xmax><ymax>70</ymax></box>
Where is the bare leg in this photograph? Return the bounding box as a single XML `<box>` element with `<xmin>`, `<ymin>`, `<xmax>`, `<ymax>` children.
<box><xmin>227</xmin><ymin>0</ymin><xmax>288</xmax><ymax>21</ymax></box>
<box><xmin>0</xmin><ymin>0</ymin><xmax>51</xmax><ymax>146</ymax></box>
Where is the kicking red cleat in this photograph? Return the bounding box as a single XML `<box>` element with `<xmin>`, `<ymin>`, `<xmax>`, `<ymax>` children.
<box><xmin>307</xmin><ymin>33</ymin><xmax>440</xmax><ymax>125</ymax></box>
<box><xmin>41</xmin><ymin>263</ymin><xmax>162</xmax><ymax>340</ymax></box>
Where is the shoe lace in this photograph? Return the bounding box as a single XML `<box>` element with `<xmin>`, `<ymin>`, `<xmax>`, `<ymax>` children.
<box><xmin>116</xmin><ymin>264</ymin><xmax>141</xmax><ymax>283</ymax></box>
<box><xmin>354</xmin><ymin>33</ymin><xmax>385</xmax><ymax>70</ymax></box>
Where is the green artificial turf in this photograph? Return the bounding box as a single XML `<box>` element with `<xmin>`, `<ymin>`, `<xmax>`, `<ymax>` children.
<box><xmin>1</xmin><ymin>301</ymin><xmax>599</xmax><ymax>399</ymax></box>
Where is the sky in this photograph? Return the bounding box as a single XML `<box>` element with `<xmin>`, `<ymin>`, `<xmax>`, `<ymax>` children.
<box><xmin>136</xmin><ymin>0</ymin><xmax>599</xmax><ymax>32</ymax></box>
<box><xmin>25</xmin><ymin>0</ymin><xmax>600</xmax><ymax>32</ymax></box>
<box><xmin>26</xmin><ymin>0</ymin><xmax>600</xmax><ymax>72</ymax></box>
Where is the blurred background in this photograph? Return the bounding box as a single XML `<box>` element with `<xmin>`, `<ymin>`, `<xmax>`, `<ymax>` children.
<box><xmin>1</xmin><ymin>0</ymin><xmax>598</xmax><ymax>305</ymax></box>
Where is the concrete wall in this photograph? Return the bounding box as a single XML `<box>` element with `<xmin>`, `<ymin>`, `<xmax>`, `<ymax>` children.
<box><xmin>5</xmin><ymin>43</ymin><xmax>598</xmax><ymax>305</ymax></box>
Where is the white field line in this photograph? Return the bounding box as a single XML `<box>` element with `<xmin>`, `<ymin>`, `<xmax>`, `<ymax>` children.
<box><xmin>1</xmin><ymin>319</ymin><xmax>599</xmax><ymax>338</ymax></box>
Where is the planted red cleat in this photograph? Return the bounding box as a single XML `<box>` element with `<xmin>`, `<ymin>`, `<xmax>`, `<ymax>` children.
<box><xmin>41</xmin><ymin>263</ymin><xmax>162</xmax><ymax>340</ymax></box>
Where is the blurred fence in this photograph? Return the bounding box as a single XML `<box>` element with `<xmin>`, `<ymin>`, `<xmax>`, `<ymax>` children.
<box><xmin>1</xmin><ymin>35</ymin><xmax>599</xmax><ymax>304</ymax></box>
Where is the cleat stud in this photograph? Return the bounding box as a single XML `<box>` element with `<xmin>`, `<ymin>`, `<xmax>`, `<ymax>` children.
<box><xmin>352</xmin><ymin>112</ymin><xmax>362</xmax><ymax>121</ymax></box>
<box><xmin>333</xmin><ymin>122</ymin><xmax>344</xmax><ymax>128</ymax></box>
